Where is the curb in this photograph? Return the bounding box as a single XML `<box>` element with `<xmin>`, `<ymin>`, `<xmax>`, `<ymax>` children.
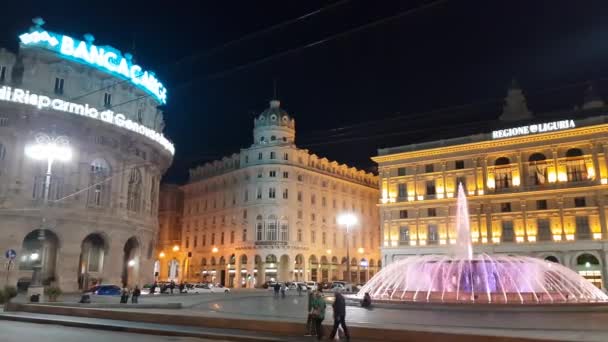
<box><xmin>0</xmin><ymin>313</ymin><xmax>286</xmax><ymax>342</ymax></box>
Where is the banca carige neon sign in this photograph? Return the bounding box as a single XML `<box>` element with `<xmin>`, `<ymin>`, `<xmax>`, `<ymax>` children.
<box><xmin>19</xmin><ymin>29</ymin><xmax>167</xmax><ymax>105</ymax></box>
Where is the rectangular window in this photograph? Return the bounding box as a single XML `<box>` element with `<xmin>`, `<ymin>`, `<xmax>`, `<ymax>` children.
<box><xmin>399</xmin><ymin>210</ymin><xmax>408</xmax><ymax>219</ymax></box>
<box><xmin>282</xmin><ymin>188</ymin><xmax>288</xmax><ymax>199</ymax></box>
<box><xmin>576</xmin><ymin>216</ymin><xmax>591</xmax><ymax>239</ymax></box>
<box><xmin>202</xmin><ymin>234</ymin><xmax>207</xmax><ymax>246</ymax></box>
<box><xmin>311</xmin><ymin>213</ymin><xmax>316</xmax><ymax>221</ymax></box>
<box><xmin>322</xmin><ymin>232</ymin><xmax>326</xmax><ymax>245</ymax></box>
<box><xmin>269</xmin><ymin>170</ymin><xmax>276</xmax><ymax>177</ymax></box>
<box><xmin>536</xmin><ymin>200</ymin><xmax>547</xmax><ymax>210</ymax></box>
<box><xmin>242</xmin><ymin>229</ymin><xmax>247</xmax><ymax>242</ymax></box>
<box><xmin>244</xmin><ymin>190</ymin><xmax>249</xmax><ymax>202</ymax></box>
<box><xmin>333</xmin><ymin>199</ymin><xmax>337</xmax><ymax>209</ymax></box>
<box><xmin>297</xmin><ymin>191</ymin><xmax>302</xmax><ymax>202</ymax></box>
<box><xmin>258</xmin><ymin>152</ymin><xmax>263</xmax><ymax>160</ymax></box>
<box><xmin>397</xmin><ymin>167</ymin><xmax>406</xmax><ymax>176</ymax></box>
<box><xmin>54</xmin><ymin>77</ymin><xmax>64</xmax><ymax>95</ymax></box>
<box><xmin>322</xmin><ymin>197</ymin><xmax>326</xmax><ymax>207</ymax></box>
<box><xmin>399</xmin><ymin>226</ymin><xmax>410</xmax><ymax>244</ymax></box>
<box><xmin>298</xmin><ymin>210</ymin><xmax>303</xmax><ymax>219</ymax></box>
<box><xmin>311</xmin><ymin>231</ymin><xmax>316</xmax><ymax>243</ymax></box>
<box><xmin>283</xmin><ymin>153</ymin><xmax>289</xmax><ymax>160</ymax></box>
<box><xmin>427</xmin><ymin>224</ymin><xmax>438</xmax><ymax>244</ymax></box>
<box><xmin>0</xmin><ymin>66</ymin><xmax>6</xmax><ymax>83</ymax></box>
<box><xmin>257</xmin><ymin>188</ymin><xmax>262</xmax><ymax>199</ymax></box>
<box><xmin>501</xmin><ymin>221</ymin><xmax>514</xmax><ymax>242</ymax></box>
<box><xmin>269</xmin><ymin>187</ymin><xmax>276</xmax><ymax>198</ymax></box>
<box><xmin>574</xmin><ymin>197</ymin><xmax>586</xmax><ymax>207</ymax></box>
<box><xmin>104</xmin><ymin>93</ymin><xmax>112</xmax><ymax>108</ymax></box>
<box><xmin>427</xmin><ymin>208</ymin><xmax>437</xmax><ymax>217</ymax></box>
<box><xmin>245</xmin><ymin>155</ymin><xmax>249</xmax><ymax>163</ymax></box>
<box><xmin>243</xmin><ymin>209</ymin><xmax>247</xmax><ymax>219</ymax></box>
<box><xmin>283</xmin><ymin>171</ymin><xmax>289</xmax><ymax>178</ymax></box>
<box><xmin>397</xmin><ymin>183</ymin><xmax>407</xmax><ymax>198</ymax></box>
<box><xmin>298</xmin><ymin>229</ymin><xmax>302</xmax><ymax>242</ymax></box>
<box><xmin>500</xmin><ymin>202</ymin><xmax>511</xmax><ymax>212</ymax></box>
<box><xmin>185</xmin><ymin>237</ymin><xmax>189</xmax><ymax>249</ymax></box>
<box><xmin>426</xmin><ymin>181</ymin><xmax>436</xmax><ymax>196</ymax></box>
<box><xmin>311</xmin><ymin>195</ymin><xmax>316</xmax><ymax>205</ymax></box>
<box><xmin>230</xmin><ymin>231</ymin><xmax>235</xmax><ymax>244</ymax></box>
<box><xmin>270</xmin><ymin>151</ymin><xmax>276</xmax><ymax>159</ymax></box>
<box><xmin>537</xmin><ymin>218</ymin><xmax>551</xmax><ymax>241</ymax></box>
<box><xmin>425</xmin><ymin>164</ymin><xmax>434</xmax><ymax>173</ymax></box>
<box><xmin>455</xmin><ymin>160</ymin><xmax>465</xmax><ymax>169</ymax></box>
<box><xmin>221</xmin><ymin>232</ymin><xmax>225</xmax><ymax>245</ymax></box>
<box><xmin>297</xmin><ymin>174</ymin><xmax>304</xmax><ymax>182</ymax></box>
<box><xmin>193</xmin><ymin>236</ymin><xmax>198</xmax><ymax>248</ymax></box>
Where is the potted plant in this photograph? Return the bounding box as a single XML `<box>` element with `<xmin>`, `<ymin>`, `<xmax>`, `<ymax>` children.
<box><xmin>44</xmin><ymin>286</ymin><xmax>62</xmax><ymax>302</ymax></box>
<box><xmin>3</xmin><ymin>286</ymin><xmax>17</xmax><ymax>303</ymax></box>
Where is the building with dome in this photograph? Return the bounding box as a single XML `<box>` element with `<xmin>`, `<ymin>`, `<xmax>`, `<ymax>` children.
<box><xmin>0</xmin><ymin>19</ymin><xmax>173</xmax><ymax>292</ymax></box>
<box><xmin>157</xmin><ymin>100</ymin><xmax>379</xmax><ymax>287</ymax></box>
<box><xmin>375</xmin><ymin>81</ymin><xmax>608</xmax><ymax>289</ymax></box>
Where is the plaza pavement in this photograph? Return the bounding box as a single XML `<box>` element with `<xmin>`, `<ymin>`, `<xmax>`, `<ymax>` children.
<box><xmin>5</xmin><ymin>289</ymin><xmax>608</xmax><ymax>341</ymax></box>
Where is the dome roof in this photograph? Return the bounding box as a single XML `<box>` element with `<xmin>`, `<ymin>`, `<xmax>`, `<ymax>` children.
<box><xmin>257</xmin><ymin>100</ymin><xmax>291</xmax><ymax>124</ymax></box>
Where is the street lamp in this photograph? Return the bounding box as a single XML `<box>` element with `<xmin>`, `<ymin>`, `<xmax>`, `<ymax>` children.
<box><xmin>172</xmin><ymin>245</ymin><xmax>180</xmax><ymax>252</ymax></box>
<box><xmin>24</xmin><ymin>133</ymin><xmax>72</xmax><ymax>289</ymax></box>
<box><xmin>159</xmin><ymin>251</ymin><xmax>166</xmax><ymax>258</ymax></box>
<box><xmin>338</xmin><ymin>213</ymin><xmax>357</xmax><ymax>283</ymax></box>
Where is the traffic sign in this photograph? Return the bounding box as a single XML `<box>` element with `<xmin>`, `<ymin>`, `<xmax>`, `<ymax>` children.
<box><xmin>5</xmin><ymin>249</ymin><xmax>16</xmax><ymax>260</ymax></box>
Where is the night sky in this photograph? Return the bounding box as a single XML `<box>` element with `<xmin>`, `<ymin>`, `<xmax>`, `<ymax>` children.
<box><xmin>2</xmin><ymin>1</ymin><xmax>608</xmax><ymax>183</ymax></box>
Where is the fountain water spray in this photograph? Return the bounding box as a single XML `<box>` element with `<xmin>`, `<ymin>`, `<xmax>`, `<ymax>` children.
<box><xmin>358</xmin><ymin>183</ymin><xmax>608</xmax><ymax>304</ymax></box>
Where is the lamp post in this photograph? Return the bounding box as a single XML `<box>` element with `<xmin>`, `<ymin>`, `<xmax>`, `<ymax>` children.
<box><xmin>338</xmin><ymin>213</ymin><xmax>357</xmax><ymax>283</ymax></box>
<box><xmin>24</xmin><ymin>133</ymin><xmax>72</xmax><ymax>291</ymax></box>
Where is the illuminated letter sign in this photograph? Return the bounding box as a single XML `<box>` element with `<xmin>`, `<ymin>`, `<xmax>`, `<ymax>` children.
<box><xmin>492</xmin><ymin>120</ymin><xmax>576</xmax><ymax>139</ymax></box>
<box><xmin>19</xmin><ymin>30</ymin><xmax>167</xmax><ymax>105</ymax></box>
<box><xmin>0</xmin><ymin>86</ymin><xmax>174</xmax><ymax>155</ymax></box>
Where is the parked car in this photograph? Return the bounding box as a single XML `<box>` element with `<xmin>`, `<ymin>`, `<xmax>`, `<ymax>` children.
<box><xmin>262</xmin><ymin>281</ymin><xmax>276</xmax><ymax>289</ymax></box>
<box><xmin>84</xmin><ymin>284</ymin><xmax>121</xmax><ymax>296</ymax></box>
<box><xmin>189</xmin><ymin>283</ymin><xmax>230</xmax><ymax>294</ymax></box>
<box><xmin>140</xmin><ymin>284</ymin><xmax>162</xmax><ymax>295</ymax></box>
<box><xmin>293</xmin><ymin>282</ymin><xmax>308</xmax><ymax>291</ymax></box>
<box><xmin>305</xmin><ymin>281</ymin><xmax>318</xmax><ymax>291</ymax></box>
<box><xmin>331</xmin><ymin>281</ymin><xmax>355</xmax><ymax>292</ymax></box>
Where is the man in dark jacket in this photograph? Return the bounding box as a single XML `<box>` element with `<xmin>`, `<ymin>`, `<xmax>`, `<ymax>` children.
<box><xmin>329</xmin><ymin>292</ymin><xmax>350</xmax><ymax>341</ymax></box>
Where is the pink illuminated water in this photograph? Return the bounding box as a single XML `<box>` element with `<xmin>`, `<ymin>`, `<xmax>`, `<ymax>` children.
<box><xmin>359</xmin><ymin>183</ymin><xmax>608</xmax><ymax>304</ymax></box>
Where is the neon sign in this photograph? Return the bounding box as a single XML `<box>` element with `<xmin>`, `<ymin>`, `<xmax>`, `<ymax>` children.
<box><xmin>19</xmin><ymin>30</ymin><xmax>167</xmax><ymax>105</ymax></box>
<box><xmin>0</xmin><ymin>86</ymin><xmax>174</xmax><ymax>155</ymax></box>
<box><xmin>492</xmin><ymin>120</ymin><xmax>576</xmax><ymax>139</ymax></box>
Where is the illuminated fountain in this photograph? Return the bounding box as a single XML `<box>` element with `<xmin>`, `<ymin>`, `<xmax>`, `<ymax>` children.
<box><xmin>358</xmin><ymin>184</ymin><xmax>608</xmax><ymax>304</ymax></box>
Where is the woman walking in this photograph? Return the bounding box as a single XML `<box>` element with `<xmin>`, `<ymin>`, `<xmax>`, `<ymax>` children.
<box><xmin>310</xmin><ymin>291</ymin><xmax>327</xmax><ymax>340</ymax></box>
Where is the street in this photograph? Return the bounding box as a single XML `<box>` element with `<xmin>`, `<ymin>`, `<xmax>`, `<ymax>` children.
<box><xmin>0</xmin><ymin>320</ymin><xmax>230</xmax><ymax>342</ymax></box>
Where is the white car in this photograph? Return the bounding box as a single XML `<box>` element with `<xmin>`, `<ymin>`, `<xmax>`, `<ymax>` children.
<box><xmin>189</xmin><ymin>283</ymin><xmax>230</xmax><ymax>294</ymax></box>
<box><xmin>293</xmin><ymin>282</ymin><xmax>308</xmax><ymax>291</ymax></box>
<box><xmin>306</xmin><ymin>281</ymin><xmax>318</xmax><ymax>291</ymax></box>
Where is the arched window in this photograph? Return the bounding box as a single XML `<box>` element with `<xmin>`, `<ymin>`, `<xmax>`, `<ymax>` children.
<box><xmin>256</xmin><ymin>215</ymin><xmax>263</xmax><ymax>241</ymax></box>
<box><xmin>88</xmin><ymin>158</ymin><xmax>110</xmax><ymax>207</ymax></box>
<box><xmin>544</xmin><ymin>256</ymin><xmax>559</xmax><ymax>263</ymax></box>
<box><xmin>266</xmin><ymin>215</ymin><xmax>277</xmax><ymax>240</ymax></box>
<box><xmin>565</xmin><ymin>148</ymin><xmax>587</xmax><ymax>182</ymax></box>
<box><xmin>280</xmin><ymin>221</ymin><xmax>288</xmax><ymax>241</ymax></box>
<box><xmin>494</xmin><ymin>157</ymin><xmax>512</xmax><ymax>189</ymax></box>
<box><xmin>528</xmin><ymin>153</ymin><xmax>547</xmax><ymax>185</ymax></box>
<box><xmin>127</xmin><ymin>168</ymin><xmax>142</xmax><ymax>212</ymax></box>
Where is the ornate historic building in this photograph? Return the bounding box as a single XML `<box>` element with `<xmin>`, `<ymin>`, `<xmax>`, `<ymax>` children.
<box><xmin>375</xmin><ymin>82</ymin><xmax>608</xmax><ymax>289</ymax></box>
<box><xmin>0</xmin><ymin>19</ymin><xmax>173</xmax><ymax>292</ymax></box>
<box><xmin>158</xmin><ymin>100</ymin><xmax>379</xmax><ymax>287</ymax></box>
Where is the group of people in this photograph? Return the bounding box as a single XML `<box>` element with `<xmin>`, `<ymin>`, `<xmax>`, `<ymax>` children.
<box><xmin>305</xmin><ymin>289</ymin><xmax>352</xmax><ymax>341</ymax></box>
<box><xmin>273</xmin><ymin>282</ymin><xmax>288</xmax><ymax>298</ymax></box>
<box><xmin>148</xmin><ymin>281</ymin><xmax>187</xmax><ymax>295</ymax></box>
<box><xmin>119</xmin><ymin>286</ymin><xmax>141</xmax><ymax>304</ymax></box>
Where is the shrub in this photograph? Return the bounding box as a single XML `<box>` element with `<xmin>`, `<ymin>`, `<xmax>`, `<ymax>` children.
<box><xmin>44</xmin><ymin>286</ymin><xmax>62</xmax><ymax>302</ymax></box>
<box><xmin>3</xmin><ymin>286</ymin><xmax>17</xmax><ymax>303</ymax></box>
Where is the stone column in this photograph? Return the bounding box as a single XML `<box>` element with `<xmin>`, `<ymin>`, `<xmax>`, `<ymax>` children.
<box><xmin>104</xmin><ymin>240</ymin><xmax>126</xmax><ymax>287</ymax></box>
<box><xmin>597</xmin><ymin>193</ymin><xmax>607</xmax><ymax>239</ymax></box>
<box><xmin>521</xmin><ymin>200</ymin><xmax>528</xmax><ymax>241</ymax></box>
<box><xmin>517</xmin><ymin>153</ymin><xmax>523</xmax><ymax>187</ymax></box>
<box><xmin>234</xmin><ymin>257</ymin><xmax>241</xmax><ymax>288</ymax></box>
<box><xmin>246</xmin><ymin>260</ymin><xmax>255</xmax><ymax>288</ymax></box>
<box><xmin>473</xmin><ymin>158</ymin><xmax>479</xmax><ymax>194</ymax></box>
<box><xmin>592</xmin><ymin>143</ymin><xmax>601</xmax><ymax>183</ymax></box>
<box><xmin>603</xmin><ymin>144</ymin><xmax>608</xmax><ymax>180</ymax></box>
<box><xmin>485</xmin><ymin>202</ymin><xmax>493</xmax><ymax>242</ymax></box>
<box><xmin>557</xmin><ymin>197</ymin><xmax>565</xmax><ymax>238</ymax></box>
<box><xmin>482</xmin><ymin>157</ymin><xmax>488</xmax><ymax>194</ymax></box>
<box><xmin>552</xmin><ymin>148</ymin><xmax>559</xmax><ymax>182</ymax></box>
<box><xmin>441</xmin><ymin>161</ymin><xmax>447</xmax><ymax>197</ymax></box>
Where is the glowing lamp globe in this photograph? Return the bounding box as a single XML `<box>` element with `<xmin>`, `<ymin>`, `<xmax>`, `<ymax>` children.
<box><xmin>338</xmin><ymin>213</ymin><xmax>357</xmax><ymax>226</ymax></box>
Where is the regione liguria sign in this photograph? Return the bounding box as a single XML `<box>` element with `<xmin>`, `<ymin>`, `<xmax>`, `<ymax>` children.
<box><xmin>19</xmin><ymin>30</ymin><xmax>167</xmax><ymax>105</ymax></box>
<box><xmin>491</xmin><ymin>120</ymin><xmax>576</xmax><ymax>140</ymax></box>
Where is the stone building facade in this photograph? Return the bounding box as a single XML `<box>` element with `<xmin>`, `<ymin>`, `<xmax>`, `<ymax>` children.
<box><xmin>374</xmin><ymin>83</ymin><xmax>608</xmax><ymax>289</ymax></box>
<box><xmin>0</xmin><ymin>20</ymin><xmax>173</xmax><ymax>292</ymax></box>
<box><xmin>158</xmin><ymin>100</ymin><xmax>380</xmax><ymax>287</ymax></box>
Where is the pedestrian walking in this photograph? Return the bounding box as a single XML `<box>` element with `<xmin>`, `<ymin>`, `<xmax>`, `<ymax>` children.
<box><xmin>179</xmin><ymin>282</ymin><xmax>185</xmax><ymax>294</ymax></box>
<box><xmin>280</xmin><ymin>283</ymin><xmax>286</xmax><ymax>298</ymax></box>
<box><xmin>297</xmin><ymin>283</ymin><xmax>303</xmax><ymax>297</ymax></box>
<box><xmin>120</xmin><ymin>287</ymin><xmax>129</xmax><ymax>303</ymax></box>
<box><xmin>273</xmin><ymin>282</ymin><xmax>280</xmax><ymax>298</ymax></box>
<box><xmin>131</xmin><ymin>286</ymin><xmax>141</xmax><ymax>304</ymax></box>
<box><xmin>310</xmin><ymin>291</ymin><xmax>327</xmax><ymax>340</ymax></box>
<box><xmin>329</xmin><ymin>292</ymin><xmax>350</xmax><ymax>341</ymax></box>
<box><xmin>304</xmin><ymin>290</ymin><xmax>315</xmax><ymax>336</ymax></box>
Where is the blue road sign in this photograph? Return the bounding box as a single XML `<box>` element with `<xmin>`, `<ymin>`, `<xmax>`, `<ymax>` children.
<box><xmin>5</xmin><ymin>249</ymin><xmax>16</xmax><ymax>260</ymax></box>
